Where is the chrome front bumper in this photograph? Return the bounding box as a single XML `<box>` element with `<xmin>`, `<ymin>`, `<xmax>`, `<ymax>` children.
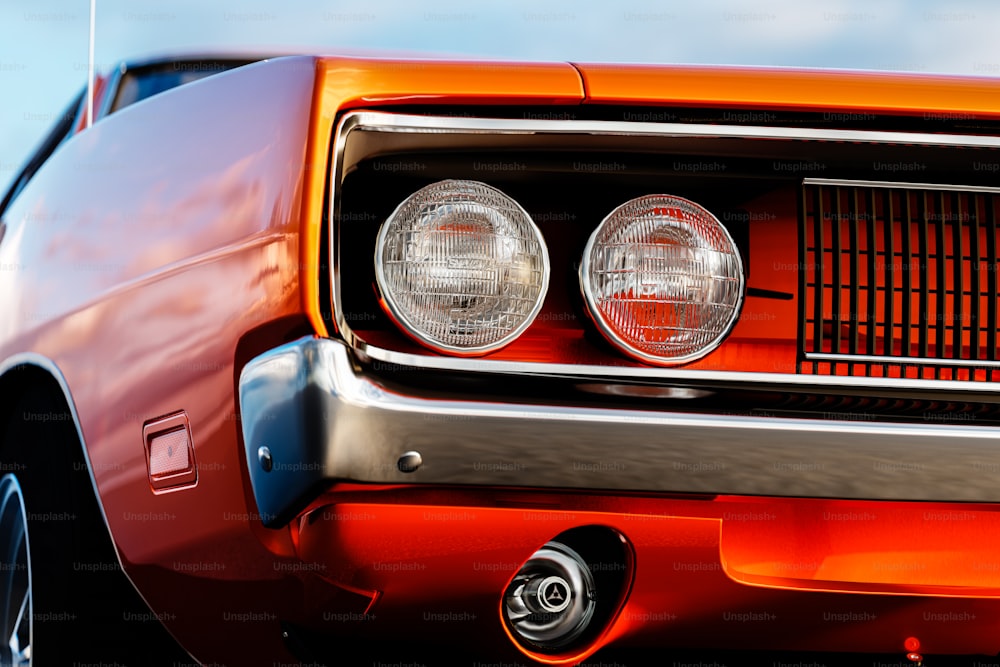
<box><xmin>238</xmin><ymin>337</ymin><xmax>1000</xmax><ymax>527</ymax></box>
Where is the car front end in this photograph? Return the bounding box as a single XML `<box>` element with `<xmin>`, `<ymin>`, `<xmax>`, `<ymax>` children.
<box><xmin>239</xmin><ymin>59</ymin><xmax>1000</xmax><ymax>664</ymax></box>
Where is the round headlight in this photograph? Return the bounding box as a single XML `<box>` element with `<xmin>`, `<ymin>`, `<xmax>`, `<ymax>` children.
<box><xmin>580</xmin><ymin>194</ymin><xmax>744</xmax><ymax>366</ymax></box>
<box><xmin>375</xmin><ymin>179</ymin><xmax>549</xmax><ymax>355</ymax></box>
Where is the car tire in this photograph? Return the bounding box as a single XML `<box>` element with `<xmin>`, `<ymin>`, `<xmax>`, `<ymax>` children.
<box><xmin>0</xmin><ymin>474</ymin><xmax>30</xmax><ymax>666</ymax></box>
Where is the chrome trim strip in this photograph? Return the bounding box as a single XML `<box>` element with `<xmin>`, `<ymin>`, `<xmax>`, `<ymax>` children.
<box><xmin>328</xmin><ymin>110</ymin><xmax>1000</xmax><ymax>391</ymax></box>
<box><xmin>240</xmin><ymin>337</ymin><xmax>1000</xmax><ymax>526</ymax></box>
<box><xmin>338</xmin><ymin>112</ymin><xmax>1000</xmax><ymax>147</ymax></box>
<box><xmin>360</xmin><ymin>343</ymin><xmax>1000</xmax><ymax>395</ymax></box>
<box><xmin>806</xmin><ymin>352</ymin><xmax>1000</xmax><ymax>369</ymax></box>
<box><xmin>804</xmin><ymin>177</ymin><xmax>1000</xmax><ymax>194</ymax></box>
<box><xmin>329</xmin><ymin>112</ymin><xmax>355</xmax><ymax>347</ymax></box>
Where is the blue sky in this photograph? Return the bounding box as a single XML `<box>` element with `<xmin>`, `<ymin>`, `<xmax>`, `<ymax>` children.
<box><xmin>2</xmin><ymin>0</ymin><xmax>1000</xmax><ymax>192</ymax></box>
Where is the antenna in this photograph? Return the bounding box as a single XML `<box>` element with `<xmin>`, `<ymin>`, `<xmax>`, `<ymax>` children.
<box><xmin>86</xmin><ymin>0</ymin><xmax>95</xmax><ymax>128</ymax></box>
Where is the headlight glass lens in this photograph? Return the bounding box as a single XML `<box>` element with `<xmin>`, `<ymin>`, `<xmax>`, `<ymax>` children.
<box><xmin>580</xmin><ymin>194</ymin><xmax>744</xmax><ymax>365</ymax></box>
<box><xmin>375</xmin><ymin>179</ymin><xmax>549</xmax><ymax>355</ymax></box>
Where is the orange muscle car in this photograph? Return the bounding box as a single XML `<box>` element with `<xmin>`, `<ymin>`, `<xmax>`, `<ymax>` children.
<box><xmin>3</xmin><ymin>52</ymin><xmax>1000</xmax><ymax>666</ymax></box>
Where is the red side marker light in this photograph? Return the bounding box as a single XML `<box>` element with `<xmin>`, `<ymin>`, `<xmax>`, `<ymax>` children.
<box><xmin>143</xmin><ymin>411</ymin><xmax>198</xmax><ymax>491</ymax></box>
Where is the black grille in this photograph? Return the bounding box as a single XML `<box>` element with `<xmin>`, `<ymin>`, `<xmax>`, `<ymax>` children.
<box><xmin>798</xmin><ymin>181</ymin><xmax>1000</xmax><ymax>381</ymax></box>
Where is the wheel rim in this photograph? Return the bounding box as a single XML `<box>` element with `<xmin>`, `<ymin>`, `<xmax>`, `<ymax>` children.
<box><xmin>0</xmin><ymin>475</ymin><xmax>30</xmax><ymax>667</ymax></box>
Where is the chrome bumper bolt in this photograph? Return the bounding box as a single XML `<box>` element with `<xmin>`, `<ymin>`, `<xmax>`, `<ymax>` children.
<box><xmin>397</xmin><ymin>450</ymin><xmax>422</xmax><ymax>473</ymax></box>
<box><xmin>258</xmin><ymin>446</ymin><xmax>273</xmax><ymax>472</ymax></box>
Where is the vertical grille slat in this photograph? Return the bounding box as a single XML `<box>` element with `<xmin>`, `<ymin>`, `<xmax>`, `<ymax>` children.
<box><xmin>901</xmin><ymin>192</ymin><xmax>913</xmax><ymax>363</ymax></box>
<box><xmin>848</xmin><ymin>187</ymin><xmax>861</xmax><ymax>358</ymax></box>
<box><xmin>952</xmin><ymin>192</ymin><xmax>965</xmax><ymax>368</ymax></box>
<box><xmin>918</xmin><ymin>192</ymin><xmax>931</xmax><ymax>361</ymax></box>
<box><xmin>812</xmin><ymin>186</ymin><xmax>825</xmax><ymax>363</ymax></box>
<box><xmin>866</xmin><ymin>189</ymin><xmax>879</xmax><ymax>362</ymax></box>
<box><xmin>797</xmin><ymin>184</ymin><xmax>807</xmax><ymax>373</ymax></box>
<box><xmin>988</xmin><ymin>197</ymin><xmax>998</xmax><ymax>364</ymax></box>
<box><xmin>935</xmin><ymin>191</ymin><xmax>947</xmax><ymax>369</ymax></box>
<box><xmin>881</xmin><ymin>189</ymin><xmax>894</xmax><ymax>359</ymax></box>
<box><xmin>801</xmin><ymin>181</ymin><xmax>1000</xmax><ymax>379</ymax></box>
<box><xmin>970</xmin><ymin>194</ymin><xmax>982</xmax><ymax>363</ymax></box>
<box><xmin>831</xmin><ymin>187</ymin><xmax>843</xmax><ymax>358</ymax></box>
